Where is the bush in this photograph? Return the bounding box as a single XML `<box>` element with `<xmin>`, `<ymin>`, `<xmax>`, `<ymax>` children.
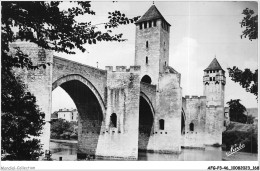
<box><xmin>50</xmin><ymin>132</ymin><xmax>59</xmax><ymax>139</ymax></box>
<box><xmin>222</xmin><ymin>130</ymin><xmax>258</xmax><ymax>153</ymax></box>
<box><xmin>70</xmin><ymin>132</ymin><xmax>78</xmax><ymax>139</ymax></box>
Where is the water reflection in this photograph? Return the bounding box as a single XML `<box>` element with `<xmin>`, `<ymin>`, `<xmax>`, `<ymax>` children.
<box><xmin>138</xmin><ymin>147</ymin><xmax>222</xmax><ymax>161</ymax></box>
<box><xmin>49</xmin><ymin>141</ymin><xmax>257</xmax><ymax>161</ymax></box>
<box><xmin>50</xmin><ymin>141</ymin><xmax>77</xmax><ymax>155</ymax></box>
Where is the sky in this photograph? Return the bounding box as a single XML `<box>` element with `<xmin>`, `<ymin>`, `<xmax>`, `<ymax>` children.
<box><xmin>52</xmin><ymin>1</ymin><xmax>258</xmax><ymax>112</ymax></box>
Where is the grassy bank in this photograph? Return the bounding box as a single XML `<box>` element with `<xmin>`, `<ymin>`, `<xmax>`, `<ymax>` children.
<box><xmin>222</xmin><ymin>122</ymin><xmax>258</xmax><ymax>153</ymax></box>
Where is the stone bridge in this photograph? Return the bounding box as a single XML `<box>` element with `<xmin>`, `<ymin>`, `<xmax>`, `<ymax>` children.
<box><xmin>10</xmin><ymin>42</ymin><xmax>162</xmax><ymax>160</ymax></box>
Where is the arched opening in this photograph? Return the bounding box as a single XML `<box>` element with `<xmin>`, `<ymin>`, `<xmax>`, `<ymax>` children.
<box><xmin>159</xmin><ymin>119</ymin><xmax>164</xmax><ymax>130</ymax></box>
<box><xmin>189</xmin><ymin>123</ymin><xmax>194</xmax><ymax>131</ymax></box>
<box><xmin>138</xmin><ymin>95</ymin><xmax>154</xmax><ymax>152</ymax></box>
<box><xmin>52</xmin><ymin>76</ymin><xmax>104</xmax><ymax>159</ymax></box>
<box><xmin>141</xmin><ymin>75</ymin><xmax>152</xmax><ymax>84</ymax></box>
<box><xmin>110</xmin><ymin>113</ymin><xmax>117</xmax><ymax>128</ymax></box>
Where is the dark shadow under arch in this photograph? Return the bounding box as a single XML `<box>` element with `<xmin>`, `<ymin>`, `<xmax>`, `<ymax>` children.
<box><xmin>141</xmin><ymin>75</ymin><xmax>152</xmax><ymax>84</ymax></box>
<box><xmin>52</xmin><ymin>75</ymin><xmax>105</xmax><ymax>159</ymax></box>
<box><xmin>138</xmin><ymin>95</ymin><xmax>154</xmax><ymax>152</ymax></box>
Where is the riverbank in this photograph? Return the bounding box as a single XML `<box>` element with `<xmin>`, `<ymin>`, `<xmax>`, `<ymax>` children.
<box><xmin>50</xmin><ymin>139</ymin><xmax>77</xmax><ymax>144</ymax></box>
<box><xmin>222</xmin><ymin>151</ymin><xmax>258</xmax><ymax>161</ymax></box>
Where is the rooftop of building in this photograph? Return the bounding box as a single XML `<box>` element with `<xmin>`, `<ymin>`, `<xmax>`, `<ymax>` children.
<box><xmin>166</xmin><ymin>66</ymin><xmax>179</xmax><ymax>74</ymax></box>
<box><xmin>204</xmin><ymin>58</ymin><xmax>224</xmax><ymax>71</ymax></box>
<box><xmin>135</xmin><ymin>5</ymin><xmax>171</xmax><ymax>26</ymax></box>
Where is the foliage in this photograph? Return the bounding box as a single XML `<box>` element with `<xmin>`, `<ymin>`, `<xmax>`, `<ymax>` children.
<box><xmin>227</xmin><ymin>99</ymin><xmax>247</xmax><ymax>123</ymax></box>
<box><xmin>222</xmin><ymin>130</ymin><xmax>257</xmax><ymax>153</ymax></box>
<box><xmin>51</xmin><ymin>119</ymin><xmax>73</xmax><ymax>135</ymax></box>
<box><xmin>1</xmin><ymin>64</ymin><xmax>45</xmax><ymax>160</ymax></box>
<box><xmin>240</xmin><ymin>8</ymin><xmax>258</xmax><ymax>41</ymax></box>
<box><xmin>50</xmin><ymin>119</ymin><xmax>77</xmax><ymax>139</ymax></box>
<box><xmin>228</xmin><ymin>8</ymin><xmax>258</xmax><ymax>99</ymax></box>
<box><xmin>246</xmin><ymin>115</ymin><xmax>255</xmax><ymax>124</ymax></box>
<box><xmin>227</xmin><ymin>67</ymin><xmax>258</xmax><ymax>98</ymax></box>
<box><xmin>2</xmin><ymin>1</ymin><xmax>140</xmax><ymax>55</ymax></box>
<box><xmin>1</xmin><ymin>1</ymin><xmax>139</xmax><ymax>160</ymax></box>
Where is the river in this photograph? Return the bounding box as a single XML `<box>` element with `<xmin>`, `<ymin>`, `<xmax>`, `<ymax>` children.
<box><xmin>49</xmin><ymin>140</ymin><xmax>258</xmax><ymax>161</ymax></box>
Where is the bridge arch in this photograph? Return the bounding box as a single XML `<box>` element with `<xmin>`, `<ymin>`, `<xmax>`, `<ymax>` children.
<box><xmin>52</xmin><ymin>74</ymin><xmax>106</xmax><ymax>156</ymax></box>
<box><xmin>52</xmin><ymin>74</ymin><xmax>106</xmax><ymax>117</ymax></box>
<box><xmin>140</xmin><ymin>92</ymin><xmax>155</xmax><ymax>117</ymax></box>
<box><xmin>138</xmin><ymin>92</ymin><xmax>155</xmax><ymax>151</ymax></box>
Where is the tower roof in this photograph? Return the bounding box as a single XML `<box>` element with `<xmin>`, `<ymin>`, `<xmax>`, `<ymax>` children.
<box><xmin>204</xmin><ymin>58</ymin><xmax>224</xmax><ymax>71</ymax></box>
<box><xmin>135</xmin><ymin>5</ymin><xmax>171</xmax><ymax>26</ymax></box>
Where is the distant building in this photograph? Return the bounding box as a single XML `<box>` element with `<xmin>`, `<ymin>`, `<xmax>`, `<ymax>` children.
<box><xmin>51</xmin><ymin>108</ymin><xmax>78</xmax><ymax>122</ymax></box>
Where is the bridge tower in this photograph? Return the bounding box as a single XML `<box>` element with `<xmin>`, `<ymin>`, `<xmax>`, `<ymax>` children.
<box><xmin>203</xmin><ymin>58</ymin><xmax>226</xmax><ymax>145</ymax></box>
<box><xmin>135</xmin><ymin>5</ymin><xmax>182</xmax><ymax>154</ymax></box>
<box><xmin>135</xmin><ymin>5</ymin><xmax>171</xmax><ymax>85</ymax></box>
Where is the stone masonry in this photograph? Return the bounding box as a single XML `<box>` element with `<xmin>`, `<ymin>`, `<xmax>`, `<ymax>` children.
<box><xmin>9</xmin><ymin>4</ymin><xmax>228</xmax><ymax>160</ymax></box>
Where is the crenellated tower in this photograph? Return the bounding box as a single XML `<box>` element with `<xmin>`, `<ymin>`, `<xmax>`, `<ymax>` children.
<box><xmin>203</xmin><ymin>58</ymin><xmax>226</xmax><ymax>145</ymax></box>
<box><xmin>203</xmin><ymin>58</ymin><xmax>226</xmax><ymax>107</ymax></box>
<box><xmin>135</xmin><ymin>5</ymin><xmax>171</xmax><ymax>85</ymax></box>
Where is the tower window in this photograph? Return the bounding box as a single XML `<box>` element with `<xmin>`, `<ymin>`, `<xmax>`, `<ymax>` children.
<box><xmin>213</xmin><ymin>77</ymin><xmax>215</xmax><ymax>81</ymax></box>
<box><xmin>144</xmin><ymin>22</ymin><xmax>147</xmax><ymax>29</ymax></box>
<box><xmin>153</xmin><ymin>20</ymin><xmax>157</xmax><ymax>27</ymax></box>
<box><xmin>139</xmin><ymin>23</ymin><xmax>142</xmax><ymax>30</ymax></box>
<box><xmin>159</xmin><ymin>119</ymin><xmax>164</xmax><ymax>130</ymax></box>
<box><xmin>165</xmin><ymin>61</ymin><xmax>166</xmax><ymax>66</ymax></box>
<box><xmin>189</xmin><ymin>123</ymin><xmax>194</xmax><ymax>131</ymax></box>
<box><xmin>146</xmin><ymin>41</ymin><xmax>148</xmax><ymax>48</ymax></box>
<box><xmin>210</xmin><ymin>77</ymin><xmax>212</xmax><ymax>81</ymax></box>
<box><xmin>149</xmin><ymin>21</ymin><xmax>152</xmax><ymax>28</ymax></box>
<box><xmin>146</xmin><ymin>56</ymin><xmax>148</xmax><ymax>64</ymax></box>
<box><xmin>110</xmin><ymin>113</ymin><xmax>117</xmax><ymax>128</ymax></box>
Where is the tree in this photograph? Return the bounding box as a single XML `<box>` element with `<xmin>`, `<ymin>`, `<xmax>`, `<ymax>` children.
<box><xmin>50</xmin><ymin>119</ymin><xmax>72</xmax><ymax>136</ymax></box>
<box><xmin>1</xmin><ymin>1</ymin><xmax>139</xmax><ymax>160</ymax></box>
<box><xmin>1</xmin><ymin>65</ymin><xmax>45</xmax><ymax>160</ymax></box>
<box><xmin>227</xmin><ymin>8</ymin><xmax>258</xmax><ymax>99</ymax></box>
<box><xmin>227</xmin><ymin>99</ymin><xmax>247</xmax><ymax>123</ymax></box>
<box><xmin>227</xmin><ymin>67</ymin><xmax>258</xmax><ymax>98</ymax></box>
<box><xmin>240</xmin><ymin>8</ymin><xmax>258</xmax><ymax>41</ymax></box>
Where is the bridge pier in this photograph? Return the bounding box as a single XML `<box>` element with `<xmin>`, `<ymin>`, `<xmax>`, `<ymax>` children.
<box><xmin>95</xmin><ymin>67</ymin><xmax>141</xmax><ymax>160</ymax></box>
<box><xmin>10</xmin><ymin>41</ymin><xmax>53</xmax><ymax>154</ymax></box>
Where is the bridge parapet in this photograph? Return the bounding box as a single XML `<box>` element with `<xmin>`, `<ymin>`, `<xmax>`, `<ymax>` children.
<box><xmin>184</xmin><ymin>95</ymin><xmax>206</xmax><ymax>100</ymax></box>
<box><xmin>116</xmin><ymin>66</ymin><xmax>127</xmax><ymax>72</ymax></box>
<box><xmin>130</xmin><ymin>66</ymin><xmax>141</xmax><ymax>72</ymax></box>
<box><xmin>105</xmin><ymin>65</ymin><xmax>141</xmax><ymax>72</ymax></box>
<box><xmin>105</xmin><ymin>66</ymin><xmax>113</xmax><ymax>71</ymax></box>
